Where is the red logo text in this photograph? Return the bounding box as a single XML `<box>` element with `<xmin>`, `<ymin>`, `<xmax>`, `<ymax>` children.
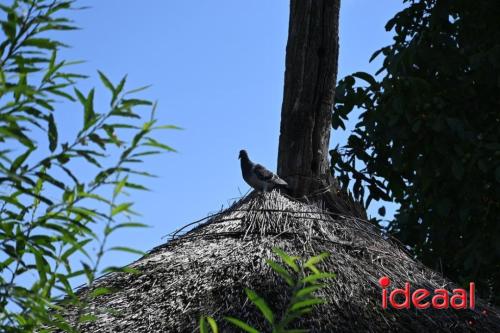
<box><xmin>379</xmin><ymin>276</ymin><xmax>475</xmax><ymax>310</ymax></box>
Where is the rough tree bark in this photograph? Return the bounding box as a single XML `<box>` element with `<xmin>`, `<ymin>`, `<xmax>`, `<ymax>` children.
<box><xmin>277</xmin><ymin>0</ymin><xmax>365</xmax><ymax>218</ymax></box>
<box><xmin>277</xmin><ymin>0</ymin><xmax>339</xmax><ymax>196</ymax></box>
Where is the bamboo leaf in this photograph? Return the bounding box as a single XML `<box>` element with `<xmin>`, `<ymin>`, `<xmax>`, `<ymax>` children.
<box><xmin>23</xmin><ymin>38</ymin><xmax>59</xmax><ymax>50</ymax></box>
<box><xmin>300</xmin><ymin>273</ymin><xmax>336</xmax><ymax>284</ymax></box>
<box><xmin>48</xmin><ymin>113</ymin><xmax>58</xmax><ymax>152</ymax></box>
<box><xmin>83</xmin><ymin>88</ymin><xmax>95</xmax><ymax>130</ymax></box>
<box><xmin>290</xmin><ymin>298</ymin><xmax>325</xmax><ymax>312</ymax></box>
<box><xmin>304</xmin><ymin>252</ymin><xmax>329</xmax><ymax>269</ymax></box>
<box><xmin>273</xmin><ymin>247</ymin><xmax>300</xmax><ymax>272</ymax></box>
<box><xmin>200</xmin><ymin>316</ymin><xmax>208</xmax><ymax>333</ymax></box>
<box><xmin>266</xmin><ymin>259</ymin><xmax>294</xmax><ymax>286</ymax></box>
<box><xmin>121</xmin><ymin>98</ymin><xmax>152</xmax><ymax>107</ymax></box>
<box><xmin>153</xmin><ymin>124</ymin><xmax>183</xmax><ymax>130</ymax></box>
<box><xmin>108</xmin><ymin>246</ymin><xmax>145</xmax><ymax>256</ymax></box>
<box><xmin>111</xmin><ymin>202</ymin><xmax>133</xmax><ymax>216</ymax></box>
<box><xmin>143</xmin><ymin>138</ymin><xmax>177</xmax><ymax>152</ymax></box>
<box><xmin>113</xmin><ymin>176</ymin><xmax>128</xmax><ymax>197</ymax></box>
<box><xmin>124</xmin><ymin>84</ymin><xmax>151</xmax><ymax>95</ymax></box>
<box><xmin>295</xmin><ymin>284</ymin><xmax>325</xmax><ymax>299</ymax></box>
<box><xmin>90</xmin><ymin>287</ymin><xmax>112</xmax><ymax>298</ymax></box>
<box><xmin>101</xmin><ymin>266</ymin><xmax>141</xmax><ymax>275</ymax></box>
<box><xmin>245</xmin><ymin>288</ymin><xmax>274</xmax><ymax>324</ymax></box>
<box><xmin>206</xmin><ymin>316</ymin><xmax>218</xmax><ymax>333</ymax></box>
<box><xmin>1</xmin><ymin>20</ymin><xmax>16</xmax><ymax>41</ymax></box>
<box><xmin>113</xmin><ymin>75</ymin><xmax>127</xmax><ymax>104</ymax></box>
<box><xmin>106</xmin><ymin>222</ymin><xmax>149</xmax><ymax>235</ymax></box>
<box><xmin>0</xmin><ymin>127</ymin><xmax>35</xmax><ymax>148</ymax></box>
<box><xmin>10</xmin><ymin>148</ymin><xmax>33</xmax><ymax>172</ymax></box>
<box><xmin>224</xmin><ymin>317</ymin><xmax>259</xmax><ymax>333</ymax></box>
<box><xmin>98</xmin><ymin>70</ymin><xmax>114</xmax><ymax>93</ymax></box>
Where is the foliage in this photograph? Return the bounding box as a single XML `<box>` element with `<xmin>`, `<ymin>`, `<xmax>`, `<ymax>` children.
<box><xmin>200</xmin><ymin>248</ymin><xmax>335</xmax><ymax>333</ymax></box>
<box><xmin>331</xmin><ymin>0</ymin><xmax>499</xmax><ymax>303</ymax></box>
<box><xmin>0</xmin><ymin>0</ymin><xmax>177</xmax><ymax>331</ymax></box>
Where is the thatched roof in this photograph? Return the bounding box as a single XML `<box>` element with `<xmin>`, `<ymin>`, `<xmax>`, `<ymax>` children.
<box><xmin>61</xmin><ymin>191</ymin><xmax>500</xmax><ymax>332</ymax></box>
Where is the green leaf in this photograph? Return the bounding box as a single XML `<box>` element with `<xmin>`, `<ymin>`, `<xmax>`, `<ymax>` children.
<box><xmin>36</xmin><ymin>171</ymin><xmax>66</xmax><ymax>190</ymax></box>
<box><xmin>48</xmin><ymin>113</ymin><xmax>58</xmax><ymax>152</ymax></box>
<box><xmin>110</xmin><ymin>109</ymin><xmax>140</xmax><ymax>119</ymax></box>
<box><xmin>23</xmin><ymin>38</ymin><xmax>59</xmax><ymax>50</ymax></box>
<box><xmin>43</xmin><ymin>51</ymin><xmax>65</xmax><ymax>82</ymax></box>
<box><xmin>34</xmin><ymin>250</ymin><xmax>49</xmax><ymax>284</ymax></box>
<box><xmin>301</xmin><ymin>272</ymin><xmax>336</xmax><ymax>284</ymax></box>
<box><xmin>106</xmin><ymin>222</ymin><xmax>149</xmax><ymax>236</ymax></box>
<box><xmin>75</xmin><ymin>150</ymin><xmax>102</xmax><ymax>167</ymax></box>
<box><xmin>79</xmin><ymin>314</ymin><xmax>98</xmax><ymax>323</ymax></box>
<box><xmin>266</xmin><ymin>259</ymin><xmax>294</xmax><ymax>286</ymax></box>
<box><xmin>200</xmin><ymin>316</ymin><xmax>208</xmax><ymax>333</ymax></box>
<box><xmin>46</xmin><ymin>1</ymin><xmax>73</xmax><ymax>15</ymax></box>
<box><xmin>0</xmin><ymin>127</ymin><xmax>35</xmax><ymax>148</ymax></box>
<box><xmin>295</xmin><ymin>284</ymin><xmax>326</xmax><ymax>299</ymax></box>
<box><xmin>200</xmin><ymin>316</ymin><xmax>218</xmax><ymax>333</ymax></box>
<box><xmin>304</xmin><ymin>253</ymin><xmax>329</xmax><ymax>269</ymax></box>
<box><xmin>206</xmin><ymin>316</ymin><xmax>218</xmax><ymax>333</ymax></box>
<box><xmin>101</xmin><ymin>266</ymin><xmax>141</xmax><ymax>275</ymax></box>
<box><xmin>124</xmin><ymin>84</ymin><xmax>152</xmax><ymax>95</ymax></box>
<box><xmin>290</xmin><ymin>298</ymin><xmax>325</xmax><ymax>312</ymax></box>
<box><xmin>122</xmin><ymin>98</ymin><xmax>152</xmax><ymax>107</ymax></box>
<box><xmin>123</xmin><ymin>182</ymin><xmax>149</xmax><ymax>191</ymax></box>
<box><xmin>83</xmin><ymin>88</ymin><xmax>95</xmax><ymax>130</ymax></box>
<box><xmin>245</xmin><ymin>288</ymin><xmax>274</xmax><ymax>324</ymax></box>
<box><xmin>143</xmin><ymin>138</ymin><xmax>177</xmax><ymax>152</ymax></box>
<box><xmin>46</xmin><ymin>86</ymin><xmax>76</xmax><ymax>101</ymax></box>
<box><xmin>98</xmin><ymin>70</ymin><xmax>114</xmax><ymax>93</ymax></box>
<box><xmin>113</xmin><ymin>176</ymin><xmax>128</xmax><ymax>197</ymax></box>
<box><xmin>10</xmin><ymin>148</ymin><xmax>33</xmax><ymax>172</ymax></box>
<box><xmin>272</xmin><ymin>248</ymin><xmax>299</xmax><ymax>272</ymax></box>
<box><xmin>90</xmin><ymin>287</ymin><xmax>112</xmax><ymax>298</ymax></box>
<box><xmin>111</xmin><ymin>202</ymin><xmax>133</xmax><ymax>216</ymax></box>
<box><xmin>61</xmin><ymin>239</ymin><xmax>92</xmax><ymax>261</ymax></box>
<box><xmin>115</xmin><ymin>75</ymin><xmax>127</xmax><ymax>97</ymax></box>
<box><xmin>224</xmin><ymin>317</ymin><xmax>259</xmax><ymax>333</ymax></box>
<box><xmin>154</xmin><ymin>124</ymin><xmax>183</xmax><ymax>130</ymax></box>
<box><xmin>108</xmin><ymin>246</ymin><xmax>145</xmax><ymax>256</ymax></box>
<box><xmin>74</xmin><ymin>87</ymin><xmax>86</xmax><ymax>105</ymax></box>
<box><xmin>1</xmin><ymin>20</ymin><xmax>16</xmax><ymax>41</ymax></box>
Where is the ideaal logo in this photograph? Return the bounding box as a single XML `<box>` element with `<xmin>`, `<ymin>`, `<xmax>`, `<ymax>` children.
<box><xmin>379</xmin><ymin>276</ymin><xmax>475</xmax><ymax>310</ymax></box>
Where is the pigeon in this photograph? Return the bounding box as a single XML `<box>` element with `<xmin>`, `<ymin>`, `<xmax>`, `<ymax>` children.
<box><xmin>239</xmin><ymin>150</ymin><xmax>288</xmax><ymax>192</ymax></box>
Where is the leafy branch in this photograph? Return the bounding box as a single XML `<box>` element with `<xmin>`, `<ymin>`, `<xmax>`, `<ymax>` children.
<box><xmin>0</xmin><ymin>1</ymin><xmax>179</xmax><ymax>331</ymax></box>
<box><xmin>200</xmin><ymin>248</ymin><xmax>335</xmax><ymax>333</ymax></box>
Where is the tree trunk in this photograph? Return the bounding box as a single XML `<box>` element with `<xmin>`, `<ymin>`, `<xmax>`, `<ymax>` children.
<box><xmin>277</xmin><ymin>0</ymin><xmax>366</xmax><ymax>218</ymax></box>
<box><xmin>277</xmin><ymin>0</ymin><xmax>340</xmax><ymax>197</ymax></box>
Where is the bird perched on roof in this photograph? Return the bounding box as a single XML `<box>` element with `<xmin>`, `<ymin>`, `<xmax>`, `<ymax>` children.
<box><xmin>239</xmin><ymin>150</ymin><xmax>288</xmax><ymax>192</ymax></box>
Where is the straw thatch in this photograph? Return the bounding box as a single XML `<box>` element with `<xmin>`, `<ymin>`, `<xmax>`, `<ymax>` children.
<box><xmin>60</xmin><ymin>191</ymin><xmax>500</xmax><ymax>332</ymax></box>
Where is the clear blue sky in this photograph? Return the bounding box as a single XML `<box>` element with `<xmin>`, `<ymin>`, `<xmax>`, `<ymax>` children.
<box><xmin>52</xmin><ymin>0</ymin><xmax>403</xmax><ymax>273</ymax></box>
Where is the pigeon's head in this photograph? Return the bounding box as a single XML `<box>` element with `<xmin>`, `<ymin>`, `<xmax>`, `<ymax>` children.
<box><xmin>238</xmin><ymin>150</ymin><xmax>249</xmax><ymax>160</ymax></box>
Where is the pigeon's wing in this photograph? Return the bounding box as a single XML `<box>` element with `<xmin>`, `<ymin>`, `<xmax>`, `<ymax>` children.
<box><xmin>253</xmin><ymin>164</ymin><xmax>274</xmax><ymax>181</ymax></box>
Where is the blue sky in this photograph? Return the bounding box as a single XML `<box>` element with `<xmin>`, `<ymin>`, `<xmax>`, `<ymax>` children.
<box><xmin>51</xmin><ymin>0</ymin><xmax>404</xmax><ymax>272</ymax></box>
